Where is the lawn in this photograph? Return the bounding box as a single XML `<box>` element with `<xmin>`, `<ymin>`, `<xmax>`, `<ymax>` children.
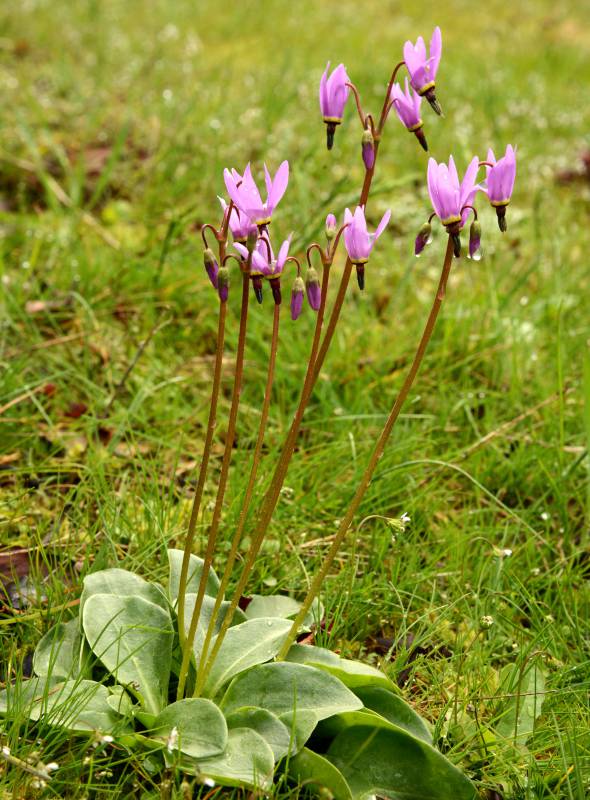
<box><xmin>1</xmin><ymin>0</ymin><xmax>589</xmax><ymax>797</ymax></box>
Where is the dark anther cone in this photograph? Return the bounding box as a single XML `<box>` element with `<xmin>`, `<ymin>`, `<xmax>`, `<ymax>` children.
<box><xmin>326</xmin><ymin>122</ymin><xmax>336</xmax><ymax>150</ymax></box>
<box><xmin>452</xmin><ymin>233</ymin><xmax>462</xmax><ymax>258</ymax></box>
<box><xmin>356</xmin><ymin>264</ymin><xmax>365</xmax><ymax>290</ymax></box>
<box><xmin>252</xmin><ymin>276</ymin><xmax>264</xmax><ymax>304</ymax></box>
<box><xmin>424</xmin><ymin>87</ymin><xmax>443</xmax><ymax>116</ymax></box>
<box><xmin>270</xmin><ymin>278</ymin><xmax>282</xmax><ymax>305</ymax></box>
<box><xmin>414</xmin><ymin>127</ymin><xmax>428</xmax><ymax>152</ymax></box>
<box><xmin>496</xmin><ymin>206</ymin><xmax>507</xmax><ymax>232</ymax></box>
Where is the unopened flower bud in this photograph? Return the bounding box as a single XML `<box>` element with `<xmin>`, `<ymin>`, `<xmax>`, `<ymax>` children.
<box><xmin>252</xmin><ymin>274</ymin><xmax>264</xmax><ymax>304</ymax></box>
<box><xmin>203</xmin><ymin>248</ymin><xmax>219</xmax><ymax>289</ymax></box>
<box><xmin>414</xmin><ymin>222</ymin><xmax>432</xmax><ymax>256</ymax></box>
<box><xmin>217</xmin><ymin>266</ymin><xmax>229</xmax><ymax>302</ymax></box>
<box><xmin>290</xmin><ymin>276</ymin><xmax>305</xmax><ymax>320</ymax></box>
<box><xmin>246</xmin><ymin>227</ymin><xmax>258</xmax><ymax>254</ymax></box>
<box><xmin>469</xmin><ymin>220</ymin><xmax>482</xmax><ymax>259</ymax></box>
<box><xmin>305</xmin><ymin>266</ymin><xmax>321</xmax><ymax>311</ymax></box>
<box><xmin>325</xmin><ymin>213</ymin><xmax>337</xmax><ymax>241</ymax></box>
<box><xmin>361</xmin><ymin>127</ymin><xmax>375</xmax><ymax>170</ymax></box>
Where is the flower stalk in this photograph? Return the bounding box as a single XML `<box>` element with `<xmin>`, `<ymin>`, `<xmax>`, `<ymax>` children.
<box><xmin>276</xmin><ymin>235</ymin><xmax>455</xmax><ymax>660</ymax></box>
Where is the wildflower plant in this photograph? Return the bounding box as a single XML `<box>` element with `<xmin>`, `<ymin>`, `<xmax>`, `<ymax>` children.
<box><xmin>2</xmin><ymin>26</ymin><xmax>517</xmax><ymax>799</ymax></box>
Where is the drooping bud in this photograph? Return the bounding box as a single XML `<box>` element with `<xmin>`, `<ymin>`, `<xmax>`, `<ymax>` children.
<box><xmin>246</xmin><ymin>227</ymin><xmax>258</xmax><ymax>254</ymax></box>
<box><xmin>290</xmin><ymin>276</ymin><xmax>305</xmax><ymax>320</ymax></box>
<box><xmin>325</xmin><ymin>213</ymin><xmax>337</xmax><ymax>241</ymax></box>
<box><xmin>414</xmin><ymin>222</ymin><xmax>432</xmax><ymax>256</ymax></box>
<box><xmin>469</xmin><ymin>220</ymin><xmax>482</xmax><ymax>259</ymax></box>
<box><xmin>305</xmin><ymin>266</ymin><xmax>321</xmax><ymax>311</ymax></box>
<box><xmin>217</xmin><ymin>266</ymin><xmax>229</xmax><ymax>303</ymax></box>
<box><xmin>269</xmin><ymin>277</ymin><xmax>282</xmax><ymax>305</ymax></box>
<box><xmin>495</xmin><ymin>206</ymin><xmax>507</xmax><ymax>233</ymax></box>
<box><xmin>361</xmin><ymin>127</ymin><xmax>375</xmax><ymax>171</ymax></box>
<box><xmin>251</xmin><ymin>275</ymin><xmax>264</xmax><ymax>304</ymax></box>
<box><xmin>203</xmin><ymin>248</ymin><xmax>219</xmax><ymax>289</ymax></box>
<box><xmin>355</xmin><ymin>264</ymin><xmax>365</xmax><ymax>290</ymax></box>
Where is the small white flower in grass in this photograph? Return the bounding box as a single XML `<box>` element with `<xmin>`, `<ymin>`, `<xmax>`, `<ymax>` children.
<box><xmin>45</xmin><ymin>763</ymin><xmax>59</xmax><ymax>772</ymax></box>
<box><xmin>167</xmin><ymin>727</ymin><xmax>179</xmax><ymax>753</ymax></box>
<box><xmin>480</xmin><ymin>615</ymin><xmax>494</xmax><ymax>629</ymax></box>
<box><xmin>2</xmin><ymin>746</ymin><xmax>11</xmax><ymax>757</ymax></box>
<box><xmin>400</xmin><ymin>512</ymin><xmax>411</xmax><ymax>524</ymax></box>
<box><xmin>540</xmin><ymin>511</ymin><xmax>550</xmax><ymax>521</ymax></box>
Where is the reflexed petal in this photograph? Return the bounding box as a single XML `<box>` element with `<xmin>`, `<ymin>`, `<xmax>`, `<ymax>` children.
<box><xmin>460</xmin><ymin>156</ymin><xmax>480</xmax><ymax>207</ymax></box>
<box><xmin>430</xmin><ymin>27</ymin><xmax>442</xmax><ymax>77</ymax></box>
<box><xmin>374</xmin><ymin>209</ymin><xmax>391</xmax><ymax>241</ymax></box>
<box><xmin>268</xmin><ymin>161</ymin><xmax>289</xmax><ymax>210</ymax></box>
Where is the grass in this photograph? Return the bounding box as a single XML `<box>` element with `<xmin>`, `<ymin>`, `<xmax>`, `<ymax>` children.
<box><xmin>1</xmin><ymin>0</ymin><xmax>589</xmax><ymax>796</ymax></box>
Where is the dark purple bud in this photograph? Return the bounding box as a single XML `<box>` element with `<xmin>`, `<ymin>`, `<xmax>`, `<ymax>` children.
<box><xmin>413</xmin><ymin>126</ymin><xmax>428</xmax><ymax>152</ymax></box>
<box><xmin>361</xmin><ymin>128</ymin><xmax>375</xmax><ymax>171</ymax></box>
<box><xmin>269</xmin><ymin>278</ymin><xmax>282</xmax><ymax>305</ymax></box>
<box><xmin>290</xmin><ymin>276</ymin><xmax>305</xmax><ymax>320</ymax></box>
<box><xmin>252</xmin><ymin>275</ymin><xmax>264</xmax><ymax>304</ymax></box>
<box><xmin>204</xmin><ymin>248</ymin><xmax>219</xmax><ymax>289</ymax></box>
<box><xmin>469</xmin><ymin>220</ymin><xmax>482</xmax><ymax>259</ymax></box>
<box><xmin>355</xmin><ymin>263</ymin><xmax>365</xmax><ymax>290</ymax></box>
<box><xmin>325</xmin><ymin>121</ymin><xmax>337</xmax><ymax>150</ymax></box>
<box><xmin>495</xmin><ymin>206</ymin><xmax>507</xmax><ymax>233</ymax></box>
<box><xmin>217</xmin><ymin>266</ymin><xmax>229</xmax><ymax>303</ymax></box>
<box><xmin>423</xmin><ymin>86</ymin><xmax>443</xmax><ymax>116</ymax></box>
<box><xmin>414</xmin><ymin>222</ymin><xmax>432</xmax><ymax>256</ymax></box>
<box><xmin>305</xmin><ymin>266</ymin><xmax>321</xmax><ymax>311</ymax></box>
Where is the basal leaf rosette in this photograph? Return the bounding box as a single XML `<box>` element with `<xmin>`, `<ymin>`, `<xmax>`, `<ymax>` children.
<box><xmin>0</xmin><ymin>554</ymin><xmax>479</xmax><ymax>798</ymax></box>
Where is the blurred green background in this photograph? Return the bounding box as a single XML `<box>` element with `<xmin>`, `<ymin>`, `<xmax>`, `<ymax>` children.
<box><xmin>1</xmin><ymin>0</ymin><xmax>590</xmax><ymax>797</ymax></box>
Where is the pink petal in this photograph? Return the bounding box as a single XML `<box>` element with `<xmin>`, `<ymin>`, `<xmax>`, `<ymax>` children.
<box><xmin>374</xmin><ymin>209</ymin><xmax>391</xmax><ymax>241</ymax></box>
<box><xmin>429</xmin><ymin>27</ymin><xmax>442</xmax><ymax>77</ymax></box>
<box><xmin>268</xmin><ymin>160</ymin><xmax>289</xmax><ymax>210</ymax></box>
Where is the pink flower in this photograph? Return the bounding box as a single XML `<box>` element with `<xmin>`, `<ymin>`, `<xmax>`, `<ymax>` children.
<box><xmin>403</xmin><ymin>27</ymin><xmax>442</xmax><ymax>114</ymax></box>
<box><xmin>234</xmin><ymin>234</ymin><xmax>292</xmax><ymax>278</ymax></box>
<box><xmin>319</xmin><ymin>62</ymin><xmax>350</xmax><ymax>122</ymax></box>
<box><xmin>427</xmin><ymin>156</ymin><xmax>480</xmax><ymax>228</ymax></box>
<box><xmin>218</xmin><ymin>197</ymin><xmax>257</xmax><ymax>242</ymax></box>
<box><xmin>484</xmin><ymin>146</ymin><xmax>516</xmax><ymax>231</ymax></box>
<box><xmin>390</xmin><ymin>79</ymin><xmax>427</xmax><ymax>151</ymax></box>
<box><xmin>343</xmin><ymin>206</ymin><xmax>391</xmax><ymax>289</ymax></box>
<box><xmin>319</xmin><ymin>62</ymin><xmax>350</xmax><ymax>149</ymax></box>
<box><xmin>485</xmin><ymin>146</ymin><xmax>516</xmax><ymax>205</ymax></box>
<box><xmin>343</xmin><ymin>206</ymin><xmax>391</xmax><ymax>264</ymax></box>
<box><xmin>223</xmin><ymin>162</ymin><xmax>289</xmax><ymax>227</ymax></box>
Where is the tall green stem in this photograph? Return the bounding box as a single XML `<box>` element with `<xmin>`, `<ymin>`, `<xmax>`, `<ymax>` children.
<box><xmin>177</xmin><ymin>272</ymin><xmax>250</xmax><ymax>699</ymax></box>
<box><xmin>176</xmin><ymin>299</ymin><xmax>227</xmax><ymax>649</ymax></box>
<box><xmin>276</xmin><ymin>235</ymin><xmax>455</xmax><ymax>660</ymax></box>
<box><xmin>194</xmin><ymin>301</ymin><xmax>281</xmax><ymax>695</ymax></box>
<box><xmin>198</xmin><ymin>263</ymin><xmax>332</xmax><ymax>681</ymax></box>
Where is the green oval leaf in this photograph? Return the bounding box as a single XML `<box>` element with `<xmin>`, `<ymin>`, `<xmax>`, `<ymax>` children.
<box><xmin>167</xmin><ymin>549</ymin><xmax>220</xmax><ymax>604</ymax></box>
<box><xmin>81</xmin><ymin>569</ymin><xmax>167</xmax><ymax>615</ymax></box>
<box><xmin>495</xmin><ymin>661</ymin><xmax>546</xmax><ymax>743</ymax></box>
<box><xmin>220</xmin><ymin>662</ymin><xmax>362</xmax><ymax>720</ymax></box>
<box><xmin>203</xmin><ymin>618</ymin><xmax>292</xmax><ymax>698</ymax></box>
<box><xmin>196</xmin><ymin>727</ymin><xmax>275</xmax><ymax>790</ymax></box>
<box><xmin>150</xmin><ymin>698</ymin><xmax>227</xmax><ymax>759</ymax></box>
<box><xmin>33</xmin><ymin>618</ymin><xmax>82</xmax><ymax>680</ymax></box>
<box><xmin>245</xmin><ymin>595</ymin><xmax>323</xmax><ymax>627</ymax></box>
<box><xmin>279</xmin><ymin>710</ymin><xmax>319</xmax><ymax>752</ymax></box>
<box><xmin>286</xmin><ymin>643</ymin><xmax>396</xmax><ymax>692</ymax></box>
<box><xmin>0</xmin><ymin>678</ymin><xmax>124</xmax><ymax>733</ymax></box>
<box><xmin>355</xmin><ymin>686</ymin><xmax>432</xmax><ymax>744</ymax></box>
<box><xmin>226</xmin><ymin>707</ymin><xmax>292</xmax><ymax>761</ymax></box>
<box><xmin>327</xmin><ymin>724</ymin><xmax>477</xmax><ymax>800</ymax></box>
<box><xmin>182</xmin><ymin>593</ymin><xmax>247</xmax><ymax>660</ymax></box>
<box><xmin>82</xmin><ymin>593</ymin><xmax>173</xmax><ymax>715</ymax></box>
<box><xmin>288</xmin><ymin>747</ymin><xmax>353</xmax><ymax>800</ymax></box>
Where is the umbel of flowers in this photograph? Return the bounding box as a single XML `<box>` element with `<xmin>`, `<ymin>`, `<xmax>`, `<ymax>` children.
<box><xmin>2</xmin><ymin>27</ymin><xmax>518</xmax><ymax>800</ymax></box>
